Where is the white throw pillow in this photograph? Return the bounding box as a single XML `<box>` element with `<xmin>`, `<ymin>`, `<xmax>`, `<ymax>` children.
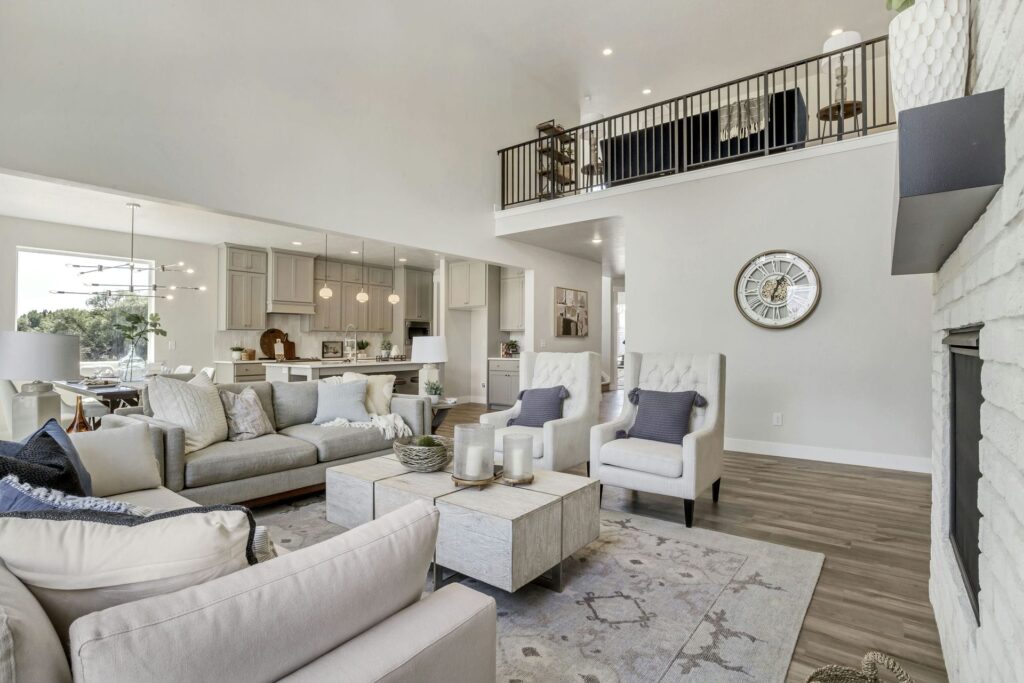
<box><xmin>0</xmin><ymin>506</ymin><xmax>256</xmax><ymax>644</ymax></box>
<box><xmin>328</xmin><ymin>372</ymin><xmax>396</xmax><ymax>416</ymax></box>
<box><xmin>148</xmin><ymin>373</ymin><xmax>228</xmax><ymax>453</ymax></box>
<box><xmin>69</xmin><ymin>422</ymin><xmax>162</xmax><ymax>497</ymax></box>
<box><xmin>219</xmin><ymin>387</ymin><xmax>275</xmax><ymax>441</ymax></box>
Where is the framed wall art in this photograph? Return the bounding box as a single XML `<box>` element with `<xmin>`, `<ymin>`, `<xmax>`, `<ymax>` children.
<box><xmin>554</xmin><ymin>286</ymin><xmax>589</xmax><ymax>337</ymax></box>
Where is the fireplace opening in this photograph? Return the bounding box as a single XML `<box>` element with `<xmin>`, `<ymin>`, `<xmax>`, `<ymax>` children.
<box><xmin>943</xmin><ymin>323</ymin><xmax>983</xmax><ymax>623</ymax></box>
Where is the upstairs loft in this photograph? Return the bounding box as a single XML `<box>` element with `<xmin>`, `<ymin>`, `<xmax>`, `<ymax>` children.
<box><xmin>497</xmin><ymin>35</ymin><xmax>894</xmax><ymax>209</ymax></box>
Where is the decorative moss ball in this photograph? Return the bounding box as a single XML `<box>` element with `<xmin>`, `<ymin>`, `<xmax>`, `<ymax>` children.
<box><xmin>415</xmin><ymin>436</ymin><xmax>441</xmax><ymax>448</ymax></box>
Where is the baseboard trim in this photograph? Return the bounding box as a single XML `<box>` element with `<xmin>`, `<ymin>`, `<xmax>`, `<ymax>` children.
<box><xmin>457</xmin><ymin>394</ymin><xmax>487</xmax><ymax>405</ymax></box>
<box><xmin>725</xmin><ymin>437</ymin><xmax>931</xmax><ymax>474</ymax></box>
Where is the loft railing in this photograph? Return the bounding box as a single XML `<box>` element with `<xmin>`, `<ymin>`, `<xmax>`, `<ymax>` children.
<box><xmin>498</xmin><ymin>35</ymin><xmax>893</xmax><ymax>209</ymax></box>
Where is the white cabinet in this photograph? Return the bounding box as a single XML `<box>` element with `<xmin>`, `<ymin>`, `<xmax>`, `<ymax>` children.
<box><xmin>448</xmin><ymin>261</ymin><xmax>487</xmax><ymax>309</ymax></box>
<box><xmin>219</xmin><ymin>245</ymin><xmax>268</xmax><ymax>331</ymax></box>
<box><xmin>404</xmin><ymin>268</ymin><xmax>433</xmax><ymax>321</ymax></box>
<box><xmin>303</xmin><ymin>280</ymin><xmax>342</xmax><ymax>332</ymax></box>
<box><xmin>488</xmin><ymin>359</ymin><xmax>520</xmax><ymax>408</ymax></box>
<box><xmin>499</xmin><ymin>271</ymin><xmax>525</xmax><ymax>331</ymax></box>
<box><xmin>268</xmin><ymin>250</ymin><xmax>315</xmax><ymax>313</ymax></box>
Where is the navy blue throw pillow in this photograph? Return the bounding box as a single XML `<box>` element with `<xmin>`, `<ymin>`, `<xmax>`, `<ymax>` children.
<box><xmin>508</xmin><ymin>385</ymin><xmax>570</xmax><ymax>428</ymax></box>
<box><xmin>0</xmin><ymin>419</ymin><xmax>88</xmax><ymax>496</ymax></box>
<box><xmin>621</xmin><ymin>388</ymin><xmax>707</xmax><ymax>444</ymax></box>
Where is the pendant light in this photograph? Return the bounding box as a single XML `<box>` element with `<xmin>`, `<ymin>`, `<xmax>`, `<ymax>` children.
<box><xmin>355</xmin><ymin>241</ymin><xmax>369</xmax><ymax>303</ymax></box>
<box><xmin>387</xmin><ymin>247</ymin><xmax>401</xmax><ymax>305</ymax></box>
<box><xmin>318</xmin><ymin>233</ymin><xmax>334</xmax><ymax>300</ymax></box>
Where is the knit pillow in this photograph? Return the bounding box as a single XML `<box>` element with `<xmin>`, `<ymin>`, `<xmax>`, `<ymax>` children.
<box><xmin>219</xmin><ymin>387</ymin><xmax>275</xmax><ymax>442</ymax></box>
<box><xmin>0</xmin><ymin>475</ymin><xmax>145</xmax><ymax>515</ymax></box>
<box><xmin>622</xmin><ymin>388</ymin><xmax>707</xmax><ymax>444</ymax></box>
<box><xmin>148</xmin><ymin>373</ymin><xmax>228</xmax><ymax>453</ymax></box>
<box><xmin>0</xmin><ymin>419</ymin><xmax>87</xmax><ymax>496</ymax></box>
<box><xmin>508</xmin><ymin>385</ymin><xmax>570</xmax><ymax>428</ymax></box>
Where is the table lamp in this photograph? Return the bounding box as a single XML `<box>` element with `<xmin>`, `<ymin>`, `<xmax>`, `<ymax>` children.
<box><xmin>411</xmin><ymin>336</ymin><xmax>447</xmax><ymax>397</ymax></box>
<box><xmin>0</xmin><ymin>332</ymin><xmax>81</xmax><ymax>440</ymax></box>
<box><xmin>821</xmin><ymin>30</ymin><xmax>862</xmax><ymax>106</ymax></box>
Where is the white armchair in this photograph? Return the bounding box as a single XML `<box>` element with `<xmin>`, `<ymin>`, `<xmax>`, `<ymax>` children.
<box><xmin>590</xmin><ymin>352</ymin><xmax>725</xmax><ymax>527</ymax></box>
<box><xmin>481</xmin><ymin>351</ymin><xmax>601</xmax><ymax>472</ymax></box>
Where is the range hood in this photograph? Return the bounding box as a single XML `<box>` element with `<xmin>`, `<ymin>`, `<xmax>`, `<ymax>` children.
<box><xmin>891</xmin><ymin>89</ymin><xmax>1005</xmax><ymax>275</ymax></box>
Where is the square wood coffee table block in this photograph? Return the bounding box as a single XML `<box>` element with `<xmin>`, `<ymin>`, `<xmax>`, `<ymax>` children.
<box><xmin>325</xmin><ymin>457</ymin><xmax>410</xmax><ymax>529</ymax></box>
<box><xmin>435</xmin><ymin>485</ymin><xmax>561</xmax><ymax>592</ymax></box>
<box><xmin>374</xmin><ymin>471</ymin><xmax>462</xmax><ymax>518</ymax></box>
<box><xmin>511</xmin><ymin>470</ymin><xmax>601</xmax><ymax>560</ymax></box>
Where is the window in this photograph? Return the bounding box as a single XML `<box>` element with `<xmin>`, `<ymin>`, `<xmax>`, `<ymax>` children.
<box><xmin>15</xmin><ymin>249</ymin><xmax>154</xmax><ymax>374</ymax></box>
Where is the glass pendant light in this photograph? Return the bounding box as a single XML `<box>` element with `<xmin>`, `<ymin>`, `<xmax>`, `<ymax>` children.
<box><xmin>318</xmin><ymin>233</ymin><xmax>334</xmax><ymax>299</ymax></box>
<box><xmin>388</xmin><ymin>246</ymin><xmax>400</xmax><ymax>304</ymax></box>
<box><xmin>355</xmin><ymin>241</ymin><xmax>369</xmax><ymax>303</ymax></box>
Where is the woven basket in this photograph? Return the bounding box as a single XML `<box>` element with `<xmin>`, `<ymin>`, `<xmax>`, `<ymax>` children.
<box><xmin>393</xmin><ymin>435</ymin><xmax>453</xmax><ymax>473</ymax></box>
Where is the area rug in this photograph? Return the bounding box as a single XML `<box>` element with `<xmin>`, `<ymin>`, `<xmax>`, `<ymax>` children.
<box><xmin>255</xmin><ymin>496</ymin><xmax>823</xmax><ymax>682</ymax></box>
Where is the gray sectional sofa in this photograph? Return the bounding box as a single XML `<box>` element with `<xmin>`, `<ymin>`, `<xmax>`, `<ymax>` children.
<box><xmin>105</xmin><ymin>380</ymin><xmax>431</xmax><ymax>505</ymax></box>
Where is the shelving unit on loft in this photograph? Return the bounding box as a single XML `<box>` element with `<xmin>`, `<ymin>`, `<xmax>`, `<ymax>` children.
<box><xmin>536</xmin><ymin>119</ymin><xmax>576</xmax><ymax>200</ymax></box>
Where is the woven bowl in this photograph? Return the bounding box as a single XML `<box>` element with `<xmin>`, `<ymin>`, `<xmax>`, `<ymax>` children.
<box><xmin>393</xmin><ymin>435</ymin><xmax>453</xmax><ymax>473</ymax></box>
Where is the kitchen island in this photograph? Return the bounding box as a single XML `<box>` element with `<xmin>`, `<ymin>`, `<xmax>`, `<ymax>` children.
<box><xmin>263</xmin><ymin>359</ymin><xmax>428</xmax><ymax>382</ymax></box>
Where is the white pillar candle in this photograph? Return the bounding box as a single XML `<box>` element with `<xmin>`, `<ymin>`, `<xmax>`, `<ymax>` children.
<box><xmin>464</xmin><ymin>445</ymin><xmax>486</xmax><ymax>479</ymax></box>
<box><xmin>503</xmin><ymin>434</ymin><xmax>534</xmax><ymax>479</ymax></box>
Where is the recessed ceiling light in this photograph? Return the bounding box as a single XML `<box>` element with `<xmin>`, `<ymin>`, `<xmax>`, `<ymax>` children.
<box><xmin>591</xmin><ymin>237</ymin><xmax>603</xmax><ymax>244</ymax></box>
<box><xmin>398</xmin><ymin>257</ymin><xmax>408</xmax><ymax>262</ymax></box>
<box><xmin>642</xmin><ymin>88</ymin><xmax>652</xmax><ymax>95</ymax></box>
<box><xmin>831</xmin><ymin>28</ymin><xmax>843</xmax><ymax>36</ymax></box>
<box><xmin>350</xmin><ymin>250</ymin><xmax>359</xmax><ymax>255</ymax></box>
<box><xmin>291</xmin><ymin>241</ymin><xmax>303</xmax><ymax>246</ymax></box>
<box><xmin>602</xmin><ymin>47</ymin><xmax>613</xmax><ymax>56</ymax></box>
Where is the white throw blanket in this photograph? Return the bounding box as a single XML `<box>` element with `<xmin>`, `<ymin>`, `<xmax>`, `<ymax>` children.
<box><xmin>317</xmin><ymin>413</ymin><xmax>412</xmax><ymax>440</ymax></box>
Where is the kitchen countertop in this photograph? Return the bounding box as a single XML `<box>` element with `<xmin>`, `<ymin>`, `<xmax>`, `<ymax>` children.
<box><xmin>488</xmin><ymin>357</ymin><xmax>520</xmax><ymax>361</ymax></box>
<box><xmin>262</xmin><ymin>359</ymin><xmax>430</xmax><ymax>369</ymax></box>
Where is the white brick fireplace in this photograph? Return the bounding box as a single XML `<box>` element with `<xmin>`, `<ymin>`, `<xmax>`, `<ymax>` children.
<box><xmin>929</xmin><ymin>1</ymin><xmax>1024</xmax><ymax>680</ymax></box>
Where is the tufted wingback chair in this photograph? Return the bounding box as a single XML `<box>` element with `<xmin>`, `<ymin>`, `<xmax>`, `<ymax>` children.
<box><xmin>590</xmin><ymin>352</ymin><xmax>725</xmax><ymax>527</ymax></box>
<box><xmin>480</xmin><ymin>351</ymin><xmax>601</xmax><ymax>472</ymax></box>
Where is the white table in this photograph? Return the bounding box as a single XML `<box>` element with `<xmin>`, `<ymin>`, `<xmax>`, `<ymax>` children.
<box><xmin>326</xmin><ymin>455</ymin><xmax>600</xmax><ymax>592</ymax></box>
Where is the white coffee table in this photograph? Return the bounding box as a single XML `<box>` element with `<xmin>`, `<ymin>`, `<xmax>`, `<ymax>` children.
<box><xmin>326</xmin><ymin>455</ymin><xmax>600</xmax><ymax>592</ymax></box>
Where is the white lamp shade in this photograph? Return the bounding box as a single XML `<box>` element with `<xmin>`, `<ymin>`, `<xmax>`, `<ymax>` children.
<box><xmin>820</xmin><ymin>30</ymin><xmax>862</xmax><ymax>69</ymax></box>
<box><xmin>0</xmin><ymin>332</ymin><xmax>81</xmax><ymax>380</ymax></box>
<box><xmin>411</xmin><ymin>336</ymin><xmax>447</xmax><ymax>364</ymax></box>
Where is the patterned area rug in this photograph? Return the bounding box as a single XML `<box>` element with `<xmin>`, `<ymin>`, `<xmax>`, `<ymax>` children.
<box><xmin>255</xmin><ymin>496</ymin><xmax>823</xmax><ymax>682</ymax></box>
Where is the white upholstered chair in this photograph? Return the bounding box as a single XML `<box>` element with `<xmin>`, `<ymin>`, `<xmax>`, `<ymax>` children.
<box><xmin>481</xmin><ymin>351</ymin><xmax>601</xmax><ymax>472</ymax></box>
<box><xmin>590</xmin><ymin>352</ymin><xmax>725</xmax><ymax>527</ymax></box>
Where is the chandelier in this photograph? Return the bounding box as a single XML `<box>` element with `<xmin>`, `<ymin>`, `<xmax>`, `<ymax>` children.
<box><xmin>51</xmin><ymin>203</ymin><xmax>206</xmax><ymax>300</ymax></box>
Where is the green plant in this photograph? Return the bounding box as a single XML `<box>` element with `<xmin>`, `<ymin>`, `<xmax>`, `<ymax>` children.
<box><xmin>380</xmin><ymin>338</ymin><xmax>393</xmax><ymax>351</ymax></box>
<box><xmin>425</xmin><ymin>380</ymin><xmax>443</xmax><ymax>396</ymax></box>
<box><xmin>415</xmin><ymin>436</ymin><xmax>442</xmax><ymax>448</ymax></box>
<box><xmin>230</xmin><ymin>346</ymin><xmax>244</xmax><ymax>352</ymax></box>
<box><xmin>111</xmin><ymin>310</ymin><xmax>167</xmax><ymax>381</ymax></box>
<box><xmin>886</xmin><ymin>0</ymin><xmax>914</xmax><ymax>12</ymax></box>
<box><xmin>506</xmin><ymin>339</ymin><xmax>520</xmax><ymax>353</ymax></box>
<box><xmin>356</xmin><ymin>339</ymin><xmax>370</xmax><ymax>351</ymax></box>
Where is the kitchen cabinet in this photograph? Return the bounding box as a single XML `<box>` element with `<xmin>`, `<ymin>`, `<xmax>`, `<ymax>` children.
<box><xmin>314</xmin><ymin>258</ymin><xmax>343</xmax><ymax>282</ymax></box>
<box><xmin>341</xmin><ymin>282</ymin><xmax>369</xmax><ymax>331</ymax></box>
<box><xmin>366</xmin><ymin>266</ymin><xmax>393</xmax><ymax>287</ymax></box>
<box><xmin>368</xmin><ymin>284</ymin><xmax>393</xmax><ymax>333</ymax></box>
<box><xmin>342</xmin><ymin>263</ymin><xmax>364</xmax><ymax>283</ymax></box>
<box><xmin>499</xmin><ymin>270</ymin><xmax>525</xmax><ymax>331</ymax></box>
<box><xmin>303</xmin><ymin>280</ymin><xmax>342</xmax><ymax>332</ymax></box>
<box><xmin>214</xmin><ymin>361</ymin><xmax>267</xmax><ymax>384</ymax></box>
<box><xmin>404</xmin><ymin>268</ymin><xmax>433</xmax><ymax>321</ymax></box>
<box><xmin>268</xmin><ymin>249</ymin><xmax>315</xmax><ymax>313</ymax></box>
<box><xmin>487</xmin><ymin>359</ymin><xmax>520</xmax><ymax>408</ymax></box>
<box><xmin>448</xmin><ymin>261</ymin><xmax>487</xmax><ymax>309</ymax></box>
<box><xmin>218</xmin><ymin>245</ymin><xmax>268</xmax><ymax>331</ymax></box>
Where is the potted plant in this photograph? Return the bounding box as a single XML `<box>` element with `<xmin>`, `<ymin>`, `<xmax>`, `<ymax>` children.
<box><xmin>356</xmin><ymin>339</ymin><xmax>370</xmax><ymax>360</ymax></box>
<box><xmin>506</xmin><ymin>339</ymin><xmax>520</xmax><ymax>357</ymax></box>
<box><xmin>888</xmin><ymin>0</ymin><xmax>968</xmax><ymax>114</ymax></box>
<box><xmin>380</xmin><ymin>338</ymin><xmax>393</xmax><ymax>359</ymax></box>
<box><xmin>230</xmin><ymin>346</ymin><xmax>244</xmax><ymax>361</ymax></box>
<box><xmin>425</xmin><ymin>380</ymin><xmax>443</xmax><ymax>405</ymax></box>
<box><xmin>112</xmin><ymin>312</ymin><xmax>167</xmax><ymax>382</ymax></box>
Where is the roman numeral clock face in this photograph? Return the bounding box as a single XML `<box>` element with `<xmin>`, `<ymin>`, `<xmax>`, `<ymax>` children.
<box><xmin>734</xmin><ymin>251</ymin><xmax>820</xmax><ymax>328</ymax></box>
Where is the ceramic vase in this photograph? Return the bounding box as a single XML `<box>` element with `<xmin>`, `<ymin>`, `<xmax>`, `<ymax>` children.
<box><xmin>888</xmin><ymin>0</ymin><xmax>969</xmax><ymax>114</ymax></box>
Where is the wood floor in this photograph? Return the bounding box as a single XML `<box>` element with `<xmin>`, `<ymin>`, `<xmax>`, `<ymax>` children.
<box><xmin>438</xmin><ymin>392</ymin><xmax>947</xmax><ymax>682</ymax></box>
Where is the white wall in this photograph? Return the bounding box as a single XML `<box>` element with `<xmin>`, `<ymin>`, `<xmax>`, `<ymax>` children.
<box><xmin>0</xmin><ymin>215</ymin><xmax>217</xmax><ymax>370</ymax></box>
<box><xmin>497</xmin><ymin>136</ymin><xmax>934</xmax><ymax>470</ymax></box>
<box><xmin>929</xmin><ymin>0</ymin><xmax>1024</xmax><ymax>679</ymax></box>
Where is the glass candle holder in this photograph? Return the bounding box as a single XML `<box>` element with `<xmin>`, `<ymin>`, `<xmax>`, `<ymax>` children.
<box><xmin>454</xmin><ymin>424</ymin><xmax>495</xmax><ymax>482</ymax></box>
<box><xmin>503</xmin><ymin>434</ymin><xmax>534</xmax><ymax>481</ymax></box>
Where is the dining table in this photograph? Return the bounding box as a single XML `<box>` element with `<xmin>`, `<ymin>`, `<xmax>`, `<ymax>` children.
<box><xmin>52</xmin><ymin>380</ymin><xmax>142</xmax><ymax>412</ymax></box>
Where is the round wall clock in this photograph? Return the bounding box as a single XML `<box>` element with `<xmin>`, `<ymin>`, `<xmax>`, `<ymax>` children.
<box><xmin>734</xmin><ymin>250</ymin><xmax>821</xmax><ymax>328</ymax></box>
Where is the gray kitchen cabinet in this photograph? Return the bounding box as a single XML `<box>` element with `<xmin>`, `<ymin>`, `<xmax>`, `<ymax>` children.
<box><xmin>303</xmin><ymin>280</ymin><xmax>342</xmax><ymax>332</ymax></box>
<box><xmin>218</xmin><ymin>245</ymin><xmax>268</xmax><ymax>331</ymax></box>
<box><xmin>404</xmin><ymin>268</ymin><xmax>433</xmax><ymax>321</ymax></box>
<box><xmin>342</xmin><ymin>263</ymin><xmax>364</xmax><ymax>283</ymax></box>
<box><xmin>341</xmin><ymin>281</ymin><xmax>369</xmax><ymax>331</ymax></box>
<box><xmin>487</xmin><ymin>359</ymin><xmax>520</xmax><ymax>408</ymax></box>
<box><xmin>268</xmin><ymin>249</ymin><xmax>315</xmax><ymax>313</ymax></box>
<box><xmin>499</xmin><ymin>272</ymin><xmax>525</xmax><ymax>331</ymax></box>
<box><xmin>368</xmin><ymin>284</ymin><xmax>393</xmax><ymax>333</ymax></box>
<box><xmin>226</xmin><ymin>246</ymin><xmax>268</xmax><ymax>273</ymax></box>
<box><xmin>366</xmin><ymin>266</ymin><xmax>393</xmax><ymax>287</ymax></box>
<box><xmin>314</xmin><ymin>258</ymin><xmax>343</xmax><ymax>282</ymax></box>
<box><xmin>448</xmin><ymin>261</ymin><xmax>487</xmax><ymax>309</ymax></box>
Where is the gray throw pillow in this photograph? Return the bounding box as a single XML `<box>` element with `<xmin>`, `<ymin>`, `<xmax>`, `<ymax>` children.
<box><xmin>219</xmin><ymin>387</ymin><xmax>276</xmax><ymax>442</ymax></box>
<box><xmin>314</xmin><ymin>380</ymin><xmax>371</xmax><ymax>425</ymax></box>
<box><xmin>508</xmin><ymin>385</ymin><xmax>570</xmax><ymax>428</ymax></box>
<box><xmin>622</xmin><ymin>388</ymin><xmax>707</xmax><ymax>444</ymax></box>
<box><xmin>271</xmin><ymin>381</ymin><xmax>319</xmax><ymax>428</ymax></box>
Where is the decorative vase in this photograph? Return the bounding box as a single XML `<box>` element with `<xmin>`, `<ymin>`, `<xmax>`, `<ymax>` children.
<box><xmin>231</xmin><ymin>350</ymin><xmax>243</xmax><ymax>361</ymax></box>
<box><xmin>888</xmin><ymin>0</ymin><xmax>969</xmax><ymax>114</ymax></box>
<box><xmin>429</xmin><ymin>394</ymin><xmax>440</xmax><ymax>405</ymax></box>
<box><xmin>66</xmin><ymin>396</ymin><xmax>92</xmax><ymax>433</ymax></box>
